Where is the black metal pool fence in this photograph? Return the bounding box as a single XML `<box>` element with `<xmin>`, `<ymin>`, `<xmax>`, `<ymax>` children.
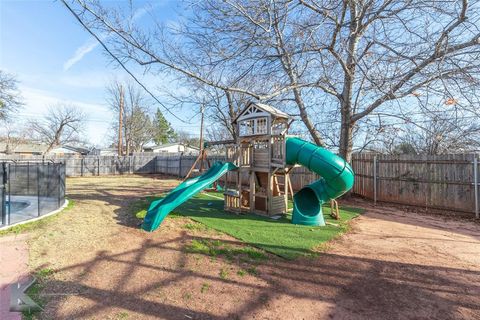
<box><xmin>0</xmin><ymin>161</ymin><xmax>66</xmax><ymax>227</ymax></box>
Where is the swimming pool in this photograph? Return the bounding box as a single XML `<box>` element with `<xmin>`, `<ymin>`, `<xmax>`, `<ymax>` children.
<box><xmin>4</xmin><ymin>195</ymin><xmax>62</xmax><ymax>225</ymax></box>
<box><xmin>0</xmin><ymin>161</ymin><xmax>66</xmax><ymax>228</ymax></box>
<box><xmin>7</xmin><ymin>200</ymin><xmax>31</xmax><ymax>213</ymax></box>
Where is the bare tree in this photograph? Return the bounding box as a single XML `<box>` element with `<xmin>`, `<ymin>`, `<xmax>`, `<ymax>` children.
<box><xmin>0</xmin><ymin>121</ymin><xmax>30</xmax><ymax>154</ymax></box>
<box><xmin>0</xmin><ymin>70</ymin><xmax>23</xmax><ymax>119</ymax></box>
<box><xmin>63</xmin><ymin>0</ymin><xmax>480</xmax><ymax>161</ymax></box>
<box><xmin>175</xmin><ymin>130</ymin><xmax>200</xmax><ymax>148</ymax></box>
<box><xmin>107</xmin><ymin>80</ymin><xmax>154</xmax><ymax>153</ymax></box>
<box><xmin>162</xmin><ymin>83</ymin><xmax>245</xmax><ymax>141</ymax></box>
<box><xmin>30</xmin><ymin>104</ymin><xmax>86</xmax><ymax>154</ymax></box>
<box><xmin>382</xmin><ymin>115</ymin><xmax>480</xmax><ymax>155</ymax></box>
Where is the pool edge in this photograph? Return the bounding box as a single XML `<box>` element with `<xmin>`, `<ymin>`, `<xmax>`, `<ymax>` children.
<box><xmin>0</xmin><ymin>199</ymin><xmax>69</xmax><ymax>231</ymax></box>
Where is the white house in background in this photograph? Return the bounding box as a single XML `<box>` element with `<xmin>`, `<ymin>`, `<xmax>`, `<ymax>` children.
<box><xmin>0</xmin><ymin>143</ymin><xmax>89</xmax><ymax>157</ymax></box>
<box><xmin>89</xmin><ymin>147</ymin><xmax>118</xmax><ymax>156</ymax></box>
<box><xmin>143</xmin><ymin>143</ymin><xmax>200</xmax><ymax>155</ymax></box>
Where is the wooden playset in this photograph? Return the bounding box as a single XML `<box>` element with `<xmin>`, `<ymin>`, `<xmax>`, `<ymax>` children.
<box><xmin>221</xmin><ymin>102</ymin><xmax>292</xmax><ymax>216</ymax></box>
<box><xmin>143</xmin><ymin>102</ymin><xmax>354</xmax><ymax>232</ymax></box>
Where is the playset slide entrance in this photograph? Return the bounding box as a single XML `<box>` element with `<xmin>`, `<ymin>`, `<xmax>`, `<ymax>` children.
<box><xmin>285</xmin><ymin>137</ymin><xmax>354</xmax><ymax>226</ymax></box>
<box><xmin>142</xmin><ymin>161</ymin><xmax>237</xmax><ymax>232</ymax></box>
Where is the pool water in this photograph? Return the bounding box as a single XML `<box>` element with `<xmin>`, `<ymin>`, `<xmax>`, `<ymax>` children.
<box><xmin>6</xmin><ymin>200</ymin><xmax>31</xmax><ymax>213</ymax></box>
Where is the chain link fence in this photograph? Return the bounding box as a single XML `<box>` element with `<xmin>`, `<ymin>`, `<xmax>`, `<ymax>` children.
<box><xmin>0</xmin><ymin>161</ymin><xmax>66</xmax><ymax>227</ymax></box>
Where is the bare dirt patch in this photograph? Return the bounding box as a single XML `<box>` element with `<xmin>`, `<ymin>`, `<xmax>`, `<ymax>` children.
<box><xmin>26</xmin><ymin>175</ymin><xmax>480</xmax><ymax>319</ymax></box>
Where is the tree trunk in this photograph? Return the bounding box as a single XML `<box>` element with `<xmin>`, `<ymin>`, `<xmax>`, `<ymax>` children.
<box><xmin>126</xmin><ymin>140</ymin><xmax>130</xmax><ymax>156</ymax></box>
<box><xmin>292</xmin><ymin>88</ymin><xmax>325</xmax><ymax>146</ymax></box>
<box><xmin>338</xmin><ymin>101</ymin><xmax>354</xmax><ymax>163</ymax></box>
<box><xmin>225</xmin><ymin>90</ymin><xmax>238</xmax><ymax>140</ymax></box>
<box><xmin>118</xmin><ymin>84</ymin><xmax>124</xmax><ymax>156</ymax></box>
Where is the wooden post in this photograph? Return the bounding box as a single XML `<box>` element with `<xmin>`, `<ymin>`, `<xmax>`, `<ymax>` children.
<box><xmin>373</xmin><ymin>155</ymin><xmax>377</xmax><ymax>205</ymax></box>
<box><xmin>199</xmin><ymin>103</ymin><xmax>205</xmax><ymax>172</ymax></box>
<box><xmin>184</xmin><ymin>103</ymin><xmax>206</xmax><ymax>180</ymax></box>
<box><xmin>284</xmin><ymin>171</ymin><xmax>289</xmax><ymax>212</ymax></box>
<box><xmin>330</xmin><ymin>200</ymin><xmax>340</xmax><ymax>220</ymax></box>
<box><xmin>118</xmin><ymin>84</ymin><xmax>124</xmax><ymax>156</ymax></box>
<box><xmin>267</xmin><ymin>172</ymin><xmax>272</xmax><ymax>213</ymax></box>
<box><xmin>249</xmin><ymin>171</ymin><xmax>255</xmax><ymax>213</ymax></box>
<box><xmin>474</xmin><ymin>155</ymin><xmax>478</xmax><ymax>219</ymax></box>
<box><xmin>178</xmin><ymin>153</ymin><xmax>183</xmax><ymax>177</ymax></box>
<box><xmin>81</xmin><ymin>158</ymin><xmax>84</xmax><ymax>177</ymax></box>
<box><xmin>184</xmin><ymin>152</ymin><xmax>202</xmax><ymax>180</ymax></box>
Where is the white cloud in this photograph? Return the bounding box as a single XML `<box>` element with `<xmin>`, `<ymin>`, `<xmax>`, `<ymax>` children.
<box><xmin>63</xmin><ymin>3</ymin><xmax>158</xmax><ymax>71</ymax></box>
<box><xmin>63</xmin><ymin>38</ymin><xmax>103</xmax><ymax>71</ymax></box>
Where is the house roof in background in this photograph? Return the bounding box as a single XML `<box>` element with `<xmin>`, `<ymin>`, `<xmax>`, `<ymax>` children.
<box><xmin>0</xmin><ymin>143</ymin><xmax>90</xmax><ymax>155</ymax></box>
<box><xmin>0</xmin><ymin>142</ymin><xmax>47</xmax><ymax>154</ymax></box>
<box><xmin>54</xmin><ymin>145</ymin><xmax>91</xmax><ymax>154</ymax></box>
<box><xmin>144</xmin><ymin>143</ymin><xmax>200</xmax><ymax>150</ymax></box>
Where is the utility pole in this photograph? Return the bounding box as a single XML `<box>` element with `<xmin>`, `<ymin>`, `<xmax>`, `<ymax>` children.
<box><xmin>118</xmin><ymin>84</ymin><xmax>124</xmax><ymax>156</ymax></box>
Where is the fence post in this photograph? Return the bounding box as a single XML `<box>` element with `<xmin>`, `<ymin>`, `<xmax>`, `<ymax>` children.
<box><xmin>1</xmin><ymin>163</ymin><xmax>6</xmax><ymax>226</ymax></box>
<box><xmin>81</xmin><ymin>158</ymin><xmax>84</xmax><ymax>177</ymax></box>
<box><xmin>97</xmin><ymin>157</ymin><xmax>100</xmax><ymax>176</ymax></box>
<box><xmin>178</xmin><ymin>153</ymin><xmax>183</xmax><ymax>178</ymax></box>
<box><xmin>7</xmin><ymin>163</ymin><xmax>11</xmax><ymax>224</ymax></box>
<box><xmin>27</xmin><ymin>161</ymin><xmax>30</xmax><ymax>195</ymax></box>
<box><xmin>373</xmin><ymin>155</ymin><xmax>377</xmax><ymax>205</ymax></box>
<box><xmin>474</xmin><ymin>154</ymin><xmax>478</xmax><ymax>219</ymax></box>
<box><xmin>37</xmin><ymin>164</ymin><xmax>41</xmax><ymax>217</ymax></box>
<box><xmin>57</xmin><ymin>163</ymin><xmax>61</xmax><ymax>207</ymax></box>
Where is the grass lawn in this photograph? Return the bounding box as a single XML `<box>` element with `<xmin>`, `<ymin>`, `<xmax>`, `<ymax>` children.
<box><xmin>133</xmin><ymin>192</ymin><xmax>363</xmax><ymax>259</ymax></box>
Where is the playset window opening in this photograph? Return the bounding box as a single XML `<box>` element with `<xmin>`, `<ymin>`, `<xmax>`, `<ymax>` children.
<box><xmin>254</xmin><ymin>140</ymin><xmax>269</xmax><ymax>149</ymax></box>
<box><xmin>272</xmin><ymin>122</ymin><xmax>287</xmax><ymax>135</ymax></box>
<box><xmin>239</xmin><ymin>117</ymin><xmax>268</xmax><ymax>136</ymax></box>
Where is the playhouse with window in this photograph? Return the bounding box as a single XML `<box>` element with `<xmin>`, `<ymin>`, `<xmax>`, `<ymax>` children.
<box><xmin>223</xmin><ymin>102</ymin><xmax>292</xmax><ymax>216</ymax></box>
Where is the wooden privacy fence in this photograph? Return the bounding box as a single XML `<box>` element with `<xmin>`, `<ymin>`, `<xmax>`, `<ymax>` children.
<box><xmin>2</xmin><ymin>152</ymin><xmax>478</xmax><ymax>217</ymax></box>
<box><xmin>63</xmin><ymin>155</ymin><xmax>157</xmax><ymax>176</ymax></box>
<box><xmin>0</xmin><ymin>155</ymin><xmax>159</xmax><ymax>177</ymax></box>
<box><xmin>153</xmin><ymin>155</ymin><xmax>319</xmax><ymax>192</ymax></box>
<box><xmin>0</xmin><ymin>154</ymin><xmax>317</xmax><ymax>192</ymax></box>
<box><xmin>351</xmin><ymin>153</ymin><xmax>480</xmax><ymax>218</ymax></box>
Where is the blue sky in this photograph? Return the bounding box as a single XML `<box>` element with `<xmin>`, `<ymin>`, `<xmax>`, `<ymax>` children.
<box><xmin>0</xmin><ymin>0</ymin><xmax>200</xmax><ymax>147</ymax></box>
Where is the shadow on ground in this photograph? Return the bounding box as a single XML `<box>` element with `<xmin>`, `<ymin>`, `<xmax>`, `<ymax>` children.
<box><xmin>39</xmin><ymin>175</ymin><xmax>480</xmax><ymax>319</ymax></box>
<box><xmin>35</xmin><ymin>233</ymin><xmax>480</xmax><ymax>319</ymax></box>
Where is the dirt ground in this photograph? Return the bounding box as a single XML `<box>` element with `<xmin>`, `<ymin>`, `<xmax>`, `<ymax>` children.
<box><xmin>20</xmin><ymin>175</ymin><xmax>480</xmax><ymax>319</ymax></box>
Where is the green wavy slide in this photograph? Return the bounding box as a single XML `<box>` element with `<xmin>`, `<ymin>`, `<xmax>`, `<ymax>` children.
<box><xmin>142</xmin><ymin>161</ymin><xmax>237</xmax><ymax>232</ymax></box>
<box><xmin>142</xmin><ymin>137</ymin><xmax>354</xmax><ymax>232</ymax></box>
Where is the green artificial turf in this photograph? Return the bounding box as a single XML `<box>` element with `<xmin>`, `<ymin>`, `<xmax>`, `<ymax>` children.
<box><xmin>135</xmin><ymin>192</ymin><xmax>363</xmax><ymax>259</ymax></box>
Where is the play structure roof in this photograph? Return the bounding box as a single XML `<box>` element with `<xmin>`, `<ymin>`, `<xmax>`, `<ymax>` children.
<box><xmin>232</xmin><ymin>102</ymin><xmax>290</xmax><ymax>124</ymax></box>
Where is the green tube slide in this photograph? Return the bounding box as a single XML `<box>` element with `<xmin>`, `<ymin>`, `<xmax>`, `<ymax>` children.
<box><xmin>285</xmin><ymin>137</ymin><xmax>354</xmax><ymax>226</ymax></box>
<box><xmin>142</xmin><ymin>137</ymin><xmax>353</xmax><ymax>231</ymax></box>
<box><xmin>142</xmin><ymin>161</ymin><xmax>237</xmax><ymax>232</ymax></box>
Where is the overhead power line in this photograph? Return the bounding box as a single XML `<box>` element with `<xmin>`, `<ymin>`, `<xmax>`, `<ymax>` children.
<box><xmin>60</xmin><ymin>0</ymin><xmax>190</xmax><ymax>124</ymax></box>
